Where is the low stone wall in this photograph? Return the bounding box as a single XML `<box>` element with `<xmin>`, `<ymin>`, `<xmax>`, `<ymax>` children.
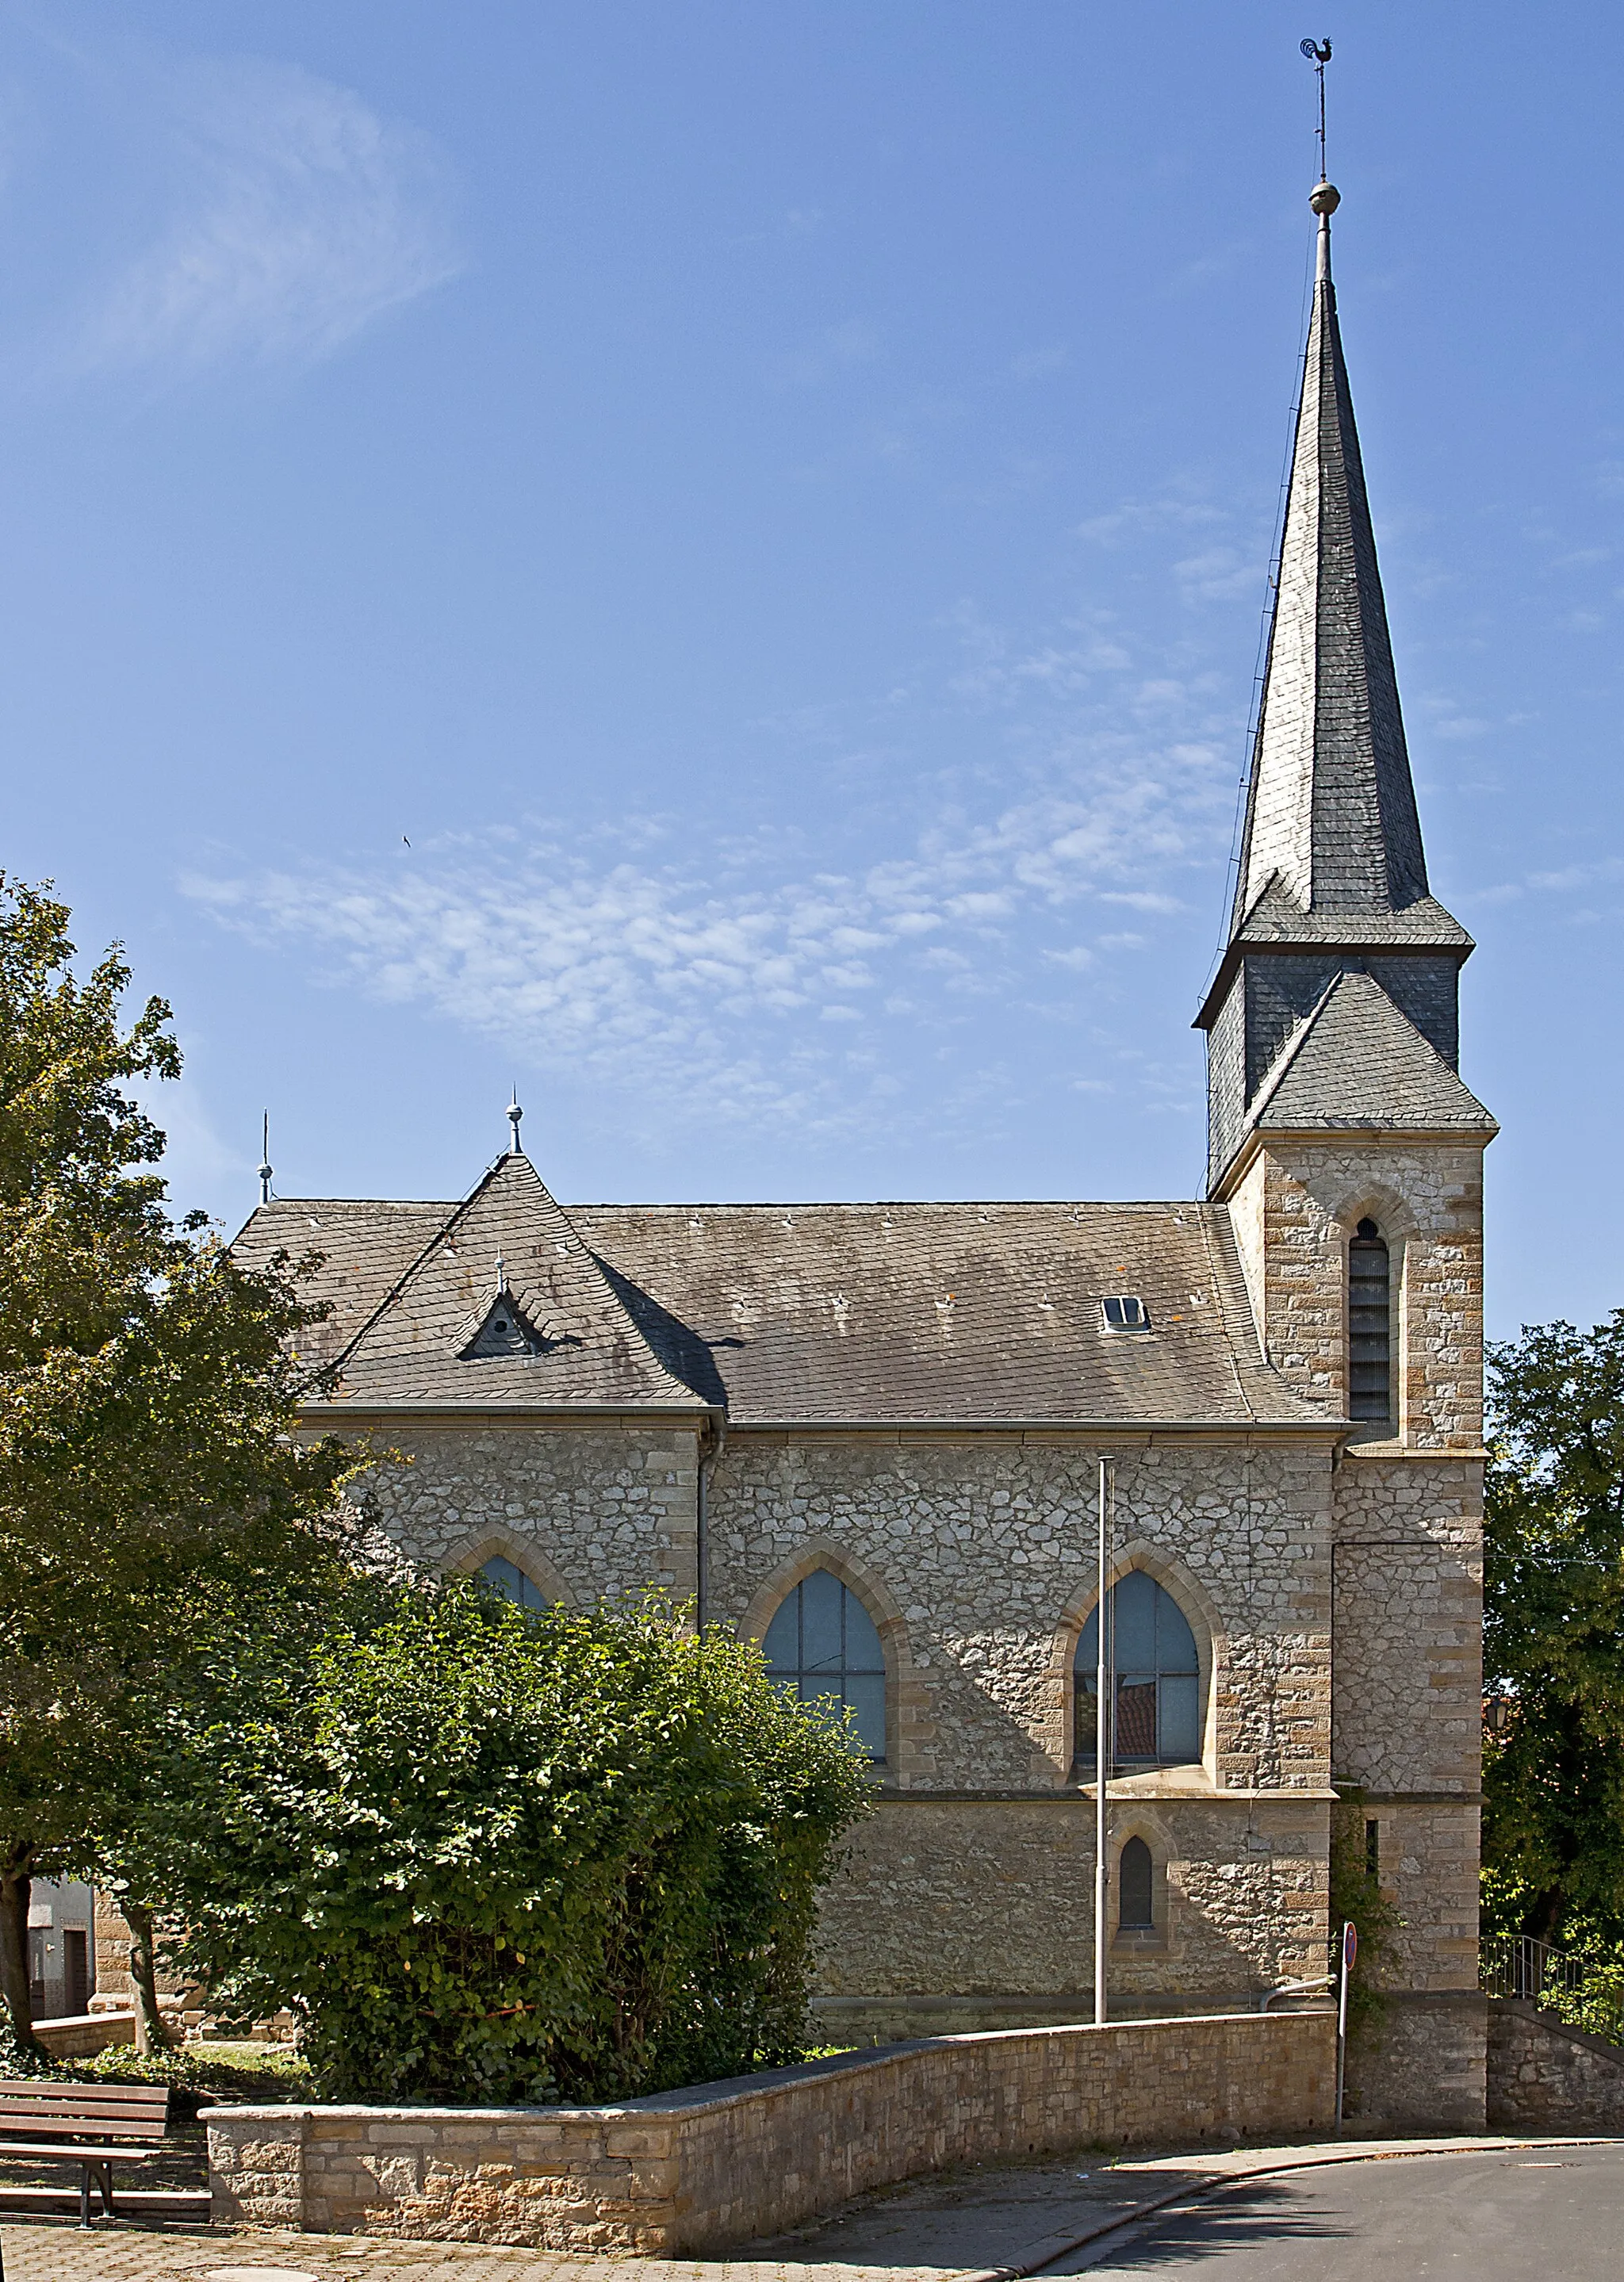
<box><xmin>33</xmin><ymin>2009</ymin><xmax>136</xmax><ymax>2060</ymax></box>
<box><xmin>209</xmin><ymin>2010</ymin><xmax>1335</xmax><ymax>2253</ymax></box>
<box><xmin>1488</xmin><ymin>1999</ymin><xmax>1624</xmax><ymax>2130</ymax></box>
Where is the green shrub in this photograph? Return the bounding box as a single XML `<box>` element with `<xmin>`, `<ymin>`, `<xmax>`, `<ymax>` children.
<box><xmin>73</xmin><ymin>2040</ymin><xmax>314</xmax><ymax>2103</ymax></box>
<box><xmin>138</xmin><ymin>1586</ymin><xmax>871</xmax><ymax>2106</ymax></box>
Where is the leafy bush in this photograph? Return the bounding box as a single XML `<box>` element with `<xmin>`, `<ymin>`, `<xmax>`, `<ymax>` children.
<box><xmin>137</xmin><ymin>1586</ymin><xmax>871</xmax><ymax>2106</ymax></box>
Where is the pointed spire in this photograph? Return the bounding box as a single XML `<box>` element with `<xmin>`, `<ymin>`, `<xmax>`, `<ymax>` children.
<box><xmin>1229</xmin><ymin>178</ymin><xmax>1431</xmax><ymax>934</ymax></box>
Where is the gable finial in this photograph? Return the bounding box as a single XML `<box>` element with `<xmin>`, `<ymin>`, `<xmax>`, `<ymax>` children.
<box><xmin>258</xmin><ymin>1112</ymin><xmax>274</xmax><ymax>1206</ymax></box>
<box><xmin>496</xmin><ymin>1250</ymin><xmax>508</xmax><ymax>1294</ymax></box>
<box><xmin>507</xmin><ymin>1089</ymin><xmax>523</xmax><ymax>1155</ymax></box>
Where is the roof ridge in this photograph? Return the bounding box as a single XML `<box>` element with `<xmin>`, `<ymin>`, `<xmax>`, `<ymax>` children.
<box><xmin>324</xmin><ymin>1165</ymin><xmax>500</xmax><ymax>1376</ymax></box>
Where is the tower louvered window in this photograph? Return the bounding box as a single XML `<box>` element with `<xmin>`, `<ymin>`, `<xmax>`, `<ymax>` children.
<box><xmin>1348</xmin><ymin>1218</ymin><xmax>1392</xmax><ymax>1422</ymax></box>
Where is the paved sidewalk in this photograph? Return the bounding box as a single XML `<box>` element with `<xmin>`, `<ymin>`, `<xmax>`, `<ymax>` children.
<box><xmin>0</xmin><ymin>2135</ymin><xmax>1614</xmax><ymax>2282</ymax></box>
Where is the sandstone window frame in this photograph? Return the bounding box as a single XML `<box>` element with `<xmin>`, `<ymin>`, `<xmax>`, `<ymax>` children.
<box><xmin>445</xmin><ymin>1525</ymin><xmax>577</xmax><ymax>1610</ymax></box>
<box><xmin>1109</xmin><ymin>1818</ymin><xmax>1174</xmax><ymax>1955</ymax></box>
<box><xmin>1118</xmin><ymin>1835</ymin><xmax>1154</xmax><ymax>1927</ymax></box>
<box><xmin>742</xmin><ymin>1543</ymin><xmax>916</xmax><ymax>1784</ymax></box>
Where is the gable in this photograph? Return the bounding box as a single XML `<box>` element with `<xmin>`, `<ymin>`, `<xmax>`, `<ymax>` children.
<box><xmin>1251</xmin><ymin>969</ymin><xmax>1497</xmax><ymax>1135</ymax></box>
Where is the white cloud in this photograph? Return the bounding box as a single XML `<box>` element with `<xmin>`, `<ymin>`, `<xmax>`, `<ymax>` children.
<box><xmin>69</xmin><ymin>56</ymin><xmax>459</xmax><ymax>376</ymax></box>
<box><xmin>185</xmin><ymin>751</ymin><xmax>1229</xmax><ymax>1135</ymax></box>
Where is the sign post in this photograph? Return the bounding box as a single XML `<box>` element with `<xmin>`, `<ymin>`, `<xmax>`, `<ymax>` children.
<box><xmin>1334</xmin><ymin>1918</ymin><xmax>1358</xmax><ymax>2131</ymax></box>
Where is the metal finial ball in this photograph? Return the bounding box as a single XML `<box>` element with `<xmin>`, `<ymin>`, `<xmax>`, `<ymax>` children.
<box><xmin>1309</xmin><ymin>179</ymin><xmax>1341</xmax><ymax>216</ymax></box>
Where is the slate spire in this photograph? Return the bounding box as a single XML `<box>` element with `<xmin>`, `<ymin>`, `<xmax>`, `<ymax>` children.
<box><xmin>1231</xmin><ymin>179</ymin><xmax>1427</xmax><ymax>929</ymax></box>
<box><xmin>1197</xmin><ymin>181</ymin><xmax>1483</xmax><ymax>1197</ymax></box>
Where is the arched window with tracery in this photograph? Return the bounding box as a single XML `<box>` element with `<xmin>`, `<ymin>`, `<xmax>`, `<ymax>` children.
<box><xmin>477</xmin><ymin>1554</ymin><xmax>551</xmax><ymax>1612</ymax></box>
<box><xmin>1348</xmin><ymin>1218</ymin><xmax>1392</xmax><ymax>1424</ymax></box>
<box><xmin>1074</xmin><ymin>1569</ymin><xmax>1202</xmax><ymax>1771</ymax></box>
<box><xmin>762</xmin><ymin>1569</ymin><xmax>887</xmax><ymax>1762</ymax></box>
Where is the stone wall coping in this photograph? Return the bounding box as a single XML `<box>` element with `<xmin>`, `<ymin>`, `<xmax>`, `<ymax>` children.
<box><xmin>865</xmin><ymin>1787</ymin><xmax>1342</xmax><ymax>1805</ymax></box>
<box><xmin>208</xmin><ymin>2010</ymin><xmax>1303</xmax><ymax>2135</ymax></box>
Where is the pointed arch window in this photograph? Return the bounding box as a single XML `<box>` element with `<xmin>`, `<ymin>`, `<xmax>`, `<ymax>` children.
<box><xmin>1118</xmin><ymin>1836</ymin><xmax>1155</xmax><ymax>1930</ymax></box>
<box><xmin>762</xmin><ymin>1569</ymin><xmax>887</xmax><ymax>1762</ymax></box>
<box><xmin>477</xmin><ymin>1555</ymin><xmax>551</xmax><ymax>1612</ymax></box>
<box><xmin>1074</xmin><ymin>1570</ymin><xmax>1202</xmax><ymax>1771</ymax></box>
<box><xmin>1349</xmin><ymin>1218</ymin><xmax>1392</xmax><ymax>1423</ymax></box>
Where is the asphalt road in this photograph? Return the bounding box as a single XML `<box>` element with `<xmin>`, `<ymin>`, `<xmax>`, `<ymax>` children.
<box><xmin>1045</xmin><ymin>2146</ymin><xmax>1624</xmax><ymax>2277</ymax></box>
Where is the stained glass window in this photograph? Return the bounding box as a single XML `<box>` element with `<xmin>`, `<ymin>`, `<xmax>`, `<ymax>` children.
<box><xmin>763</xmin><ymin>1569</ymin><xmax>887</xmax><ymax>1761</ymax></box>
<box><xmin>1074</xmin><ymin>1570</ymin><xmax>1202</xmax><ymax>1770</ymax></box>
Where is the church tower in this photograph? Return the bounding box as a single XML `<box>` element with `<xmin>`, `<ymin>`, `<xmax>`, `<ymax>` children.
<box><xmin>1196</xmin><ymin>178</ymin><xmax>1496</xmax><ymax>1448</ymax></box>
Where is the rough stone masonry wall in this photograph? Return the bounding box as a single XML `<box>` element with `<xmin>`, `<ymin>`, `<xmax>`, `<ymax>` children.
<box><xmin>343</xmin><ymin>1422</ymin><xmax>702</xmax><ymax>1604</ymax></box>
<box><xmin>811</xmin><ymin>1796</ymin><xmax>1331</xmax><ymax>2032</ymax></box>
<box><xmin>1486</xmin><ymin>2001</ymin><xmax>1624</xmax><ymax>2131</ymax></box>
<box><xmin>1345</xmin><ymin>1992</ymin><xmax>1487</xmax><ymax>2132</ymax></box>
<box><xmin>1332</xmin><ymin>1453</ymin><xmax>1483</xmax><ymax>1994</ymax></box>
<box><xmin>709</xmin><ymin>1430</ymin><xmax>1335</xmax><ymax>1795</ymax></box>
<box><xmin>209</xmin><ymin>2011</ymin><xmax>1335</xmax><ymax>2252</ymax></box>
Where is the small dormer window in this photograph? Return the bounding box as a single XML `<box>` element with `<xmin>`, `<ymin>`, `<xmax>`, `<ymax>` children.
<box><xmin>1101</xmin><ymin>1295</ymin><xmax>1150</xmax><ymax>1332</ymax></box>
<box><xmin>462</xmin><ymin>1295</ymin><xmax>545</xmax><ymax>1360</ymax></box>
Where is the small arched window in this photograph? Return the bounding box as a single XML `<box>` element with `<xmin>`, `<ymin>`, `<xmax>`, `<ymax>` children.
<box><xmin>1118</xmin><ymin>1836</ymin><xmax>1155</xmax><ymax>1930</ymax></box>
<box><xmin>477</xmin><ymin>1554</ymin><xmax>550</xmax><ymax>1612</ymax></box>
<box><xmin>762</xmin><ymin>1569</ymin><xmax>887</xmax><ymax>1762</ymax></box>
<box><xmin>1348</xmin><ymin>1218</ymin><xmax>1392</xmax><ymax>1424</ymax></box>
<box><xmin>1074</xmin><ymin>1570</ymin><xmax>1202</xmax><ymax>1771</ymax></box>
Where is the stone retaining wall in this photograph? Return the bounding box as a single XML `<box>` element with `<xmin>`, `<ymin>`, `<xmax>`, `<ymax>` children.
<box><xmin>209</xmin><ymin>2010</ymin><xmax>1335</xmax><ymax>2253</ymax></box>
<box><xmin>1487</xmin><ymin>1999</ymin><xmax>1624</xmax><ymax>2130</ymax></box>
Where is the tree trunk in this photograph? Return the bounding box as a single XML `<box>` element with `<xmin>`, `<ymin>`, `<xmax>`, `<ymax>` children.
<box><xmin>0</xmin><ymin>1845</ymin><xmax>44</xmax><ymax>2060</ymax></box>
<box><xmin>122</xmin><ymin>1900</ymin><xmax>168</xmax><ymax>2054</ymax></box>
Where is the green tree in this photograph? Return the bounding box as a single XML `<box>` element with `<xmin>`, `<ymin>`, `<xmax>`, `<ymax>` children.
<box><xmin>0</xmin><ymin>874</ymin><xmax>356</xmax><ymax>2055</ymax></box>
<box><xmin>1483</xmin><ymin>1311</ymin><xmax>1624</xmax><ymax>1946</ymax></box>
<box><xmin>132</xmin><ymin>1584</ymin><xmax>873</xmax><ymax>2104</ymax></box>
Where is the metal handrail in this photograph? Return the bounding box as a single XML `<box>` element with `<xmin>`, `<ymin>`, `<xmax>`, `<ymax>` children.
<box><xmin>1258</xmin><ymin>1973</ymin><xmax>1334</xmax><ymax>2012</ymax></box>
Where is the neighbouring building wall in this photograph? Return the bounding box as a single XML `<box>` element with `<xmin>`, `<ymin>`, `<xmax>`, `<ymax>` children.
<box><xmin>26</xmin><ymin>1878</ymin><xmax>96</xmax><ymax>2020</ymax></box>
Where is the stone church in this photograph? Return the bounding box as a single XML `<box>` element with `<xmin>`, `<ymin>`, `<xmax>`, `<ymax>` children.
<box><xmin>237</xmin><ymin>178</ymin><xmax>1495</xmax><ymax>2123</ymax></box>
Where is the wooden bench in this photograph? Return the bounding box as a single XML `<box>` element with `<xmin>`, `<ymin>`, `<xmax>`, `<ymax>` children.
<box><xmin>0</xmin><ymin>2078</ymin><xmax>169</xmax><ymax>2225</ymax></box>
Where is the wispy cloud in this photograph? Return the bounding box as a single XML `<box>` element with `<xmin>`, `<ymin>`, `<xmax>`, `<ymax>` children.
<box><xmin>67</xmin><ymin>55</ymin><xmax>459</xmax><ymax>377</ymax></box>
<box><xmin>184</xmin><ymin>747</ymin><xmax>1228</xmax><ymax>1137</ymax></box>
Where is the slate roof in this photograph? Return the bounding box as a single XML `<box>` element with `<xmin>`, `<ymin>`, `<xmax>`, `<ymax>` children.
<box><xmin>1228</xmin><ymin>194</ymin><xmax>1460</xmax><ymax>938</ymax></box>
<box><xmin>236</xmin><ymin>1154</ymin><xmax>706</xmax><ymax>1409</ymax></box>
<box><xmin>1251</xmin><ymin>971</ymin><xmax>1498</xmax><ymax>1135</ymax></box>
<box><xmin>234</xmin><ymin>1173</ymin><xmax>1326</xmax><ymax>1428</ymax></box>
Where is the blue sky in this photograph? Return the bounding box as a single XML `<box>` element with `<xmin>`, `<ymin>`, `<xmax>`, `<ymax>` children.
<box><xmin>3</xmin><ymin>2</ymin><xmax>1619</xmax><ymax>1338</ymax></box>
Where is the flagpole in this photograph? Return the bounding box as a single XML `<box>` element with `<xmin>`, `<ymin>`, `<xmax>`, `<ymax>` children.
<box><xmin>1094</xmin><ymin>1453</ymin><xmax>1112</xmax><ymax>2024</ymax></box>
